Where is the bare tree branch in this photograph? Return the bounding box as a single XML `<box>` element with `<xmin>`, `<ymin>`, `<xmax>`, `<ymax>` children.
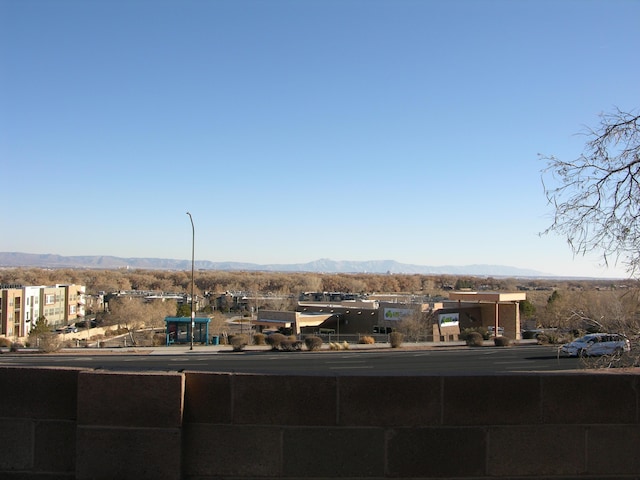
<box><xmin>541</xmin><ymin>108</ymin><xmax>640</xmax><ymax>275</ymax></box>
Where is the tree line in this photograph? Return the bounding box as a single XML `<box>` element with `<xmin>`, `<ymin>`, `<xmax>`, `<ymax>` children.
<box><xmin>2</xmin><ymin>267</ymin><xmax>639</xmax><ymax>335</ymax></box>
<box><xmin>1</xmin><ymin>266</ymin><xmax>632</xmax><ymax>299</ymax></box>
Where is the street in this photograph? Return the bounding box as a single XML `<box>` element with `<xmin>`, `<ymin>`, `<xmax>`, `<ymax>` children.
<box><xmin>0</xmin><ymin>344</ymin><xmax>582</xmax><ymax>375</ymax></box>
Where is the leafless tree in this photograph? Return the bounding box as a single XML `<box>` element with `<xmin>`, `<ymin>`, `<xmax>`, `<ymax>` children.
<box><xmin>541</xmin><ymin>108</ymin><xmax>640</xmax><ymax>275</ymax></box>
<box><xmin>105</xmin><ymin>297</ymin><xmax>174</xmax><ymax>344</ymax></box>
<box><xmin>397</xmin><ymin>308</ymin><xmax>435</xmax><ymax>342</ymax></box>
<box><xmin>537</xmin><ymin>288</ymin><xmax>640</xmax><ymax>335</ymax></box>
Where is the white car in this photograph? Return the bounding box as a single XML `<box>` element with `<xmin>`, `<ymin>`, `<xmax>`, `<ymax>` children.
<box><xmin>487</xmin><ymin>326</ymin><xmax>504</xmax><ymax>336</ymax></box>
<box><xmin>561</xmin><ymin>333</ymin><xmax>630</xmax><ymax>357</ymax></box>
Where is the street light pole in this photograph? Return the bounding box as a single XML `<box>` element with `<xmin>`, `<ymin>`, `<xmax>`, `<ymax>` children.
<box><xmin>186</xmin><ymin>212</ymin><xmax>195</xmax><ymax>351</ymax></box>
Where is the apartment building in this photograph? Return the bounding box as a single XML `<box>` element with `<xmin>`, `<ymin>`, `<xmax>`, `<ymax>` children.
<box><xmin>0</xmin><ymin>284</ymin><xmax>85</xmax><ymax>338</ymax></box>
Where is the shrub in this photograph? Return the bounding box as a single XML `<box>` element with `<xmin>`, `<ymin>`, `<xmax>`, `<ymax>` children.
<box><xmin>230</xmin><ymin>334</ymin><xmax>249</xmax><ymax>352</ymax></box>
<box><xmin>459</xmin><ymin>328</ymin><xmax>473</xmax><ymax>341</ymax></box>
<box><xmin>37</xmin><ymin>333</ymin><xmax>61</xmax><ymax>353</ymax></box>
<box><xmin>265</xmin><ymin>333</ymin><xmax>304</xmax><ymax>352</ymax></box>
<box><xmin>253</xmin><ymin>333</ymin><xmax>266</xmax><ymax>345</ymax></box>
<box><xmin>265</xmin><ymin>333</ymin><xmax>286</xmax><ymax>350</ymax></box>
<box><xmin>104</xmin><ymin>326</ymin><xmax>128</xmax><ymax>337</ymax></box>
<box><xmin>550</xmin><ymin>332</ymin><xmax>572</xmax><ymax>345</ymax></box>
<box><xmin>460</xmin><ymin>327</ymin><xmax>490</xmax><ymax>341</ymax></box>
<box><xmin>304</xmin><ymin>335</ymin><xmax>323</xmax><ymax>351</ymax></box>
<box><xmin>152</xmin><ymin>333</ymin><xmax>166</xmax><ymax>346</ymax></box>
<box><xmin>389</xmin><ymin>331</ymin><xmax>404</xmax><ymax>348</ymax></box>
<box><xmin>494</xmin><ymin>336</ymin><xmax>512</xmax><ymax>347</ymax></box>
<box><xmin>10</xmin><ymin>342</ymin><xmax>25</xmax><ymax>352</ymax></box>
<box><xmin>0</xmin><ymin>337</ymin><xmax>12</xmax><ymax>348</ymax></box>
<box><xmin>536</xmin><ymin>333</ymin><xmax>549</xmax><ymax>345</ymax></box>
<box><xmin>280</xmin><ymin>339</ymin><xmax>303</xmax><ymax>351</ymax></box>
<box><xmin>359</xmin><ymin>335</ymin><xmax>375</xmax><ymax>344</ymax></box>
<box><xmin>537</xmin><ymin>332</ymin><xmax>570</xmax><ymax>345</ymax></box>
<box><xmin>465</xmin><ymin>331</ymin><xmax>484</xmax><ymax>347</ymax></box>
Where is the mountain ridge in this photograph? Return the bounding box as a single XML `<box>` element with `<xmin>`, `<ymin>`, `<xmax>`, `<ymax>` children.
<box><xmin>0</xmin><ymin>252</ymin><xmax>548</xmax><ymax>277</ymax></box>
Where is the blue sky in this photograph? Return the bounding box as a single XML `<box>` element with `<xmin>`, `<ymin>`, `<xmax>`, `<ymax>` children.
<box><xmin>1</xmin><ymin>0</ymin><xmax>638</xmax><ymax>278</ymax></box>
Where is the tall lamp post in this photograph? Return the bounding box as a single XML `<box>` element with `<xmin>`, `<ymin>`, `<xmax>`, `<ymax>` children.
<box><xmin>186</xmin><ymin>212</ymin><xmax>195</xmax><ymax>350</ymax></box>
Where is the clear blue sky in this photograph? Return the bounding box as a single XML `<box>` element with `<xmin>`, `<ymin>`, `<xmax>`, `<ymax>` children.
<box><xmin>1</xmin><ymin>0</ymin><xmax>638</xmax><ymax>278</ymax></box>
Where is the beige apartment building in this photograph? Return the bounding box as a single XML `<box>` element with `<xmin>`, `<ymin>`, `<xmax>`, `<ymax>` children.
<box><xmin>0</xmin><ymin>284</ymin><xmax>85</xmax><ymax>339</ymax></box>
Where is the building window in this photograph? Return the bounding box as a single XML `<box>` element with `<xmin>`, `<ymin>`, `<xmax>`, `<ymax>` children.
<box><xmin>45</xmin><ymin>294</ymin><xmax>55</xmax><ymax>305</ymax></box>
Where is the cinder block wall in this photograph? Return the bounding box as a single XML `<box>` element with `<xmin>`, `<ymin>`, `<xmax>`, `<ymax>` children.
<box><xmin>0</xmin><ymin>367</ymin><xmax>79</xmax><ymax>478</ymax></box>
<box><xmin>1</xmin><ymin>367</ymin><xmax>639</xmax><ymax>479</ymax></box>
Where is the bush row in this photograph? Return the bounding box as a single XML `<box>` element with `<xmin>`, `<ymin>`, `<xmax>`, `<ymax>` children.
<box><xmin>463</xmin><ymin>330</ymin><xmax>513</xmax><ymax>347</ymax></box>
<box><xmin>227</xmin><ymin>332</ymin><xmax>407</xmax><ymax>351</ymax></box>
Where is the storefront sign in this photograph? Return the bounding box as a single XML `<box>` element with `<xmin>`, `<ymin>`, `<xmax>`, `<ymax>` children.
<box><xmin>384</xmin><ymin>308</ymin><xmax>412</xmax><ymax>320</ymax></box>
<box><xmin>438</xmin><ymin>312</ymin><xmax>459</xmax><ymax>326</ymax></box>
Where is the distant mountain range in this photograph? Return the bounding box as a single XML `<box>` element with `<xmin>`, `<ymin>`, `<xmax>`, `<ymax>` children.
<box><xmin>0</xmin><ymin>252</ymin><xmax>548</xmax><ymax>277</ymax></box>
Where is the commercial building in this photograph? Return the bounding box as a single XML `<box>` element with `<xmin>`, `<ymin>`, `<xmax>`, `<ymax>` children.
<box><xmin>256</xmin><ymin>290</ymin><xmax>527</xmax><ymax>340</ymax></box>
<box><xmin>0</xmin><ymin>284</ymin><xmax>85</xmax><ymax>338</ymax></box>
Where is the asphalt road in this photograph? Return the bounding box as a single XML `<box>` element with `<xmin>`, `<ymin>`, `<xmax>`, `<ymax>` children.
<box><xmin>0</xmin><ymin>344</ymin><xmax>582</xmax><ymax>375</ymax></box>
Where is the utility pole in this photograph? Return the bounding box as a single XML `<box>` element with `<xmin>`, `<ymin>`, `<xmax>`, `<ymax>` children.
<box><xmin>186</xmin><ymin>212</ymin><xmax>195</xmax><ymax>351</ymax></box>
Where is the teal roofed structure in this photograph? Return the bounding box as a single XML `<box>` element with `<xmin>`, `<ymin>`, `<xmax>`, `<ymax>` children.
<box><xmin>164</xmin><ymin>316</ymin><xmax>210</xmax><ymax>345</ymax></box>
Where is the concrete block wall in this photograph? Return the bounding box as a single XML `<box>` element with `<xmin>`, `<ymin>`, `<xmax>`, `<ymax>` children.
<box><xmin>0</xmin><ymin>367</ymin><xmax>79</xmax><ymax>478</ymax></box>
<box><xmin>182</xmin><ymin>372</ymin><xmax>640</xmax><ymax>479</ymax></box>
<box><xmin>76</xmin><ymin>370</ymin><xmax>185</xmax><ymax>480</ymax></box>
<box><xmin>1</xmin><ymin>367</ymin><xmax>639</xmax><ymax>479</ymax></box>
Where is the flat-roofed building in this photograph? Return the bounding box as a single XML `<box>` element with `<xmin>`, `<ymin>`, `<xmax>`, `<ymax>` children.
<box><xmin>1</xmin><ymin>286</ymin><xmax>22</xmax><ymax>337</ymax></box>
<box><xmin>255</xmin><ymin>290</ymin><xmax>527</xmax><ymax>341</ymax></box>
<box><xmin>447</xmin><ymin>291</ymin><xmax>527</xmax><ymax>339</ymax></box>
<box><xmin>1</xmin><ymin>284</ymin><xmax>86</xmax><ymax>340</ymax></box>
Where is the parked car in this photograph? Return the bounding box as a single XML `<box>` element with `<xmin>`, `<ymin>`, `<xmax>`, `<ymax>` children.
<box><xmin>75</xmin><ymin>319</ymin><xmax>97</xmax><ymax>329</ymax></box>
<box><xmin>560</xmin><ymin>333</ymin><xmax>630</xmax><ymax>357</ymax></box>
<box><xmin>487</xmin><ymin>326</ymin><xmax>504</xmax><ymax>336</ymax></box>
<box><xmin>55</xmin><ymin>325</ymin><xmax>78</xmax><ymax>334</ymax></box>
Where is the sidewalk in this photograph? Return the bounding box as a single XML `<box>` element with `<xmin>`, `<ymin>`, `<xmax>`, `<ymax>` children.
<box><xmin>149</xmin><ymin>339</ymin><xmax>482</xmax><ymax>355</ymax></box>
<box><xmin>77</xmin><ymin>339</ymin><xmax>538</xmax><ymax>355</ymax></box>
<box><xmin>2</xmin><ymin>339</ymin><xmax>538</xmax><ymax>355</ymax></box>
<box><xmin>43</xmin><ymin>341</ymin><xmax>460</xmax><ymax>355</ymax></box>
